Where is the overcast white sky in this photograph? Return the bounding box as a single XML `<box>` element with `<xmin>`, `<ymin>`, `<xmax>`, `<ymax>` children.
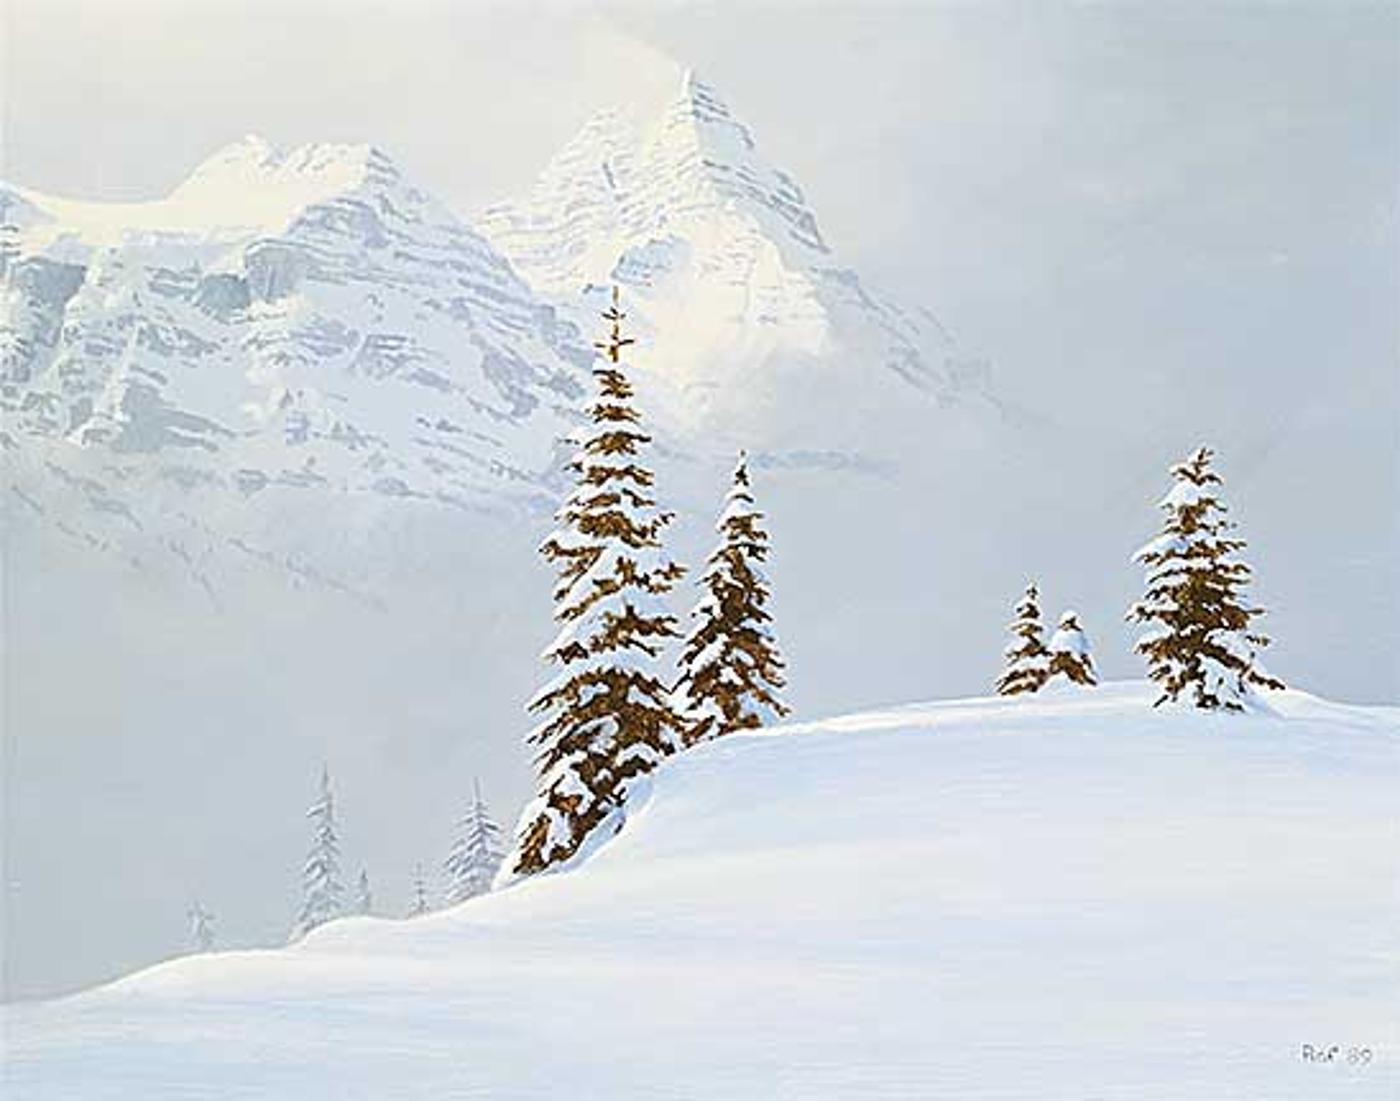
<box><xmin>5</xmin><ymin>1</ymin><xmax>1396</xmax><ymax>426</ymax></box>
<box><xmin>3</xmin><ymin>0</ymin><xmax>1396</xmax><ymax>1001</ymax></box>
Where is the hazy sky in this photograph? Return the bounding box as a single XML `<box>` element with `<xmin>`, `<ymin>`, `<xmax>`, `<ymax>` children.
<box><xmin>5</xmin><ymin>0</ymin><xmax>1396</xmax><ymax>424</ymax></box>
<box><xmin>3</xmin><ymin>1</ymin><xmax>1396</xmax><ymax>1001</ymax></box>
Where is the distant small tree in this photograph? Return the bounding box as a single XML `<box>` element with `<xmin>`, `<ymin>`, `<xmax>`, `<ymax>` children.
<box><xmin>408</xmin><ymin>864</ymin><xmax>431</xmax><ymax>918</ymax></box>
<box><xmin>188</xmin><ymin>900</ymin><xmax>215</xmax><ymax>953</ymax></box>
<box><xmin>1128</xmin><ymin>446</ymin><xmax>1284</xmax><ymax>710</ymax></box>
<box><xmin>511</xmin><ymin>287</ymin><xmax>687</xmax><ymax>877</ymax></box>
<box><xmin>674</xmin><ymin>451</ymin><xmax>789</xmax><ymax>743</ymax></box>
<box><xmin>995</xmin><ymin>582</ymin><xmax>1051</xmax><ymax>696</ymax></box>
<box><xmin>354</xmin><ymin>869</ymin><xmax>374</xmax><ymax>916</ymax></box>
<box><xmin>1047</xmin><ymin>611</ymin><xmax>1097</xmax><ymax>686</ymax></box>
<box><xmin>444</xmin><ymin>779</ymin><xmax>506</xmax><ymax>904</ymax></box>
<box><xmin>290</xmin><ymin>765</ymin><xmax>343</xmax><ymax>942</ymax></box>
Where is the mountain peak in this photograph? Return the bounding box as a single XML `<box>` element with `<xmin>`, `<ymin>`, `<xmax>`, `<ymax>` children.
<box><xmin>174</xmin><ymin>136</ymin><xmax>400</xmax><ymax>207</ymax></box>
<box><xmin>667</xmin><ymin>69</ymin><xmax>754</xmax><ymax>154</ymax></box>
<box><xmin>479</xmin><ymin>70</ymin><xmax>828</xmax><ymax>295</ymax></box>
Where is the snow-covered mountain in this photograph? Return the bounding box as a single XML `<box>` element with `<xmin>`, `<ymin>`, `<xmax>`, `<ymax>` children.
<box><xmin>2</xmin><ymin>75</ymin><xmax>1005</xmax><ymax>595</ymax></box>
<box><xmin>479</xmin><ymin>69</ymin><xmax>1003</xmax><ymax>446</ymax></box>
<box><xmin>3</xmin><ymin>136</ymin><xmax>587</xmax><ymax>482</ymax></box>
<box><xmin>7</xmin><ymin>684</ymin><xmax>1395</xmax><ymax>1099</ymax></box>
<box><xmin>2</xmin><ymin>137</ymin><xmax>599</xmax><ymax>596</ymax></box>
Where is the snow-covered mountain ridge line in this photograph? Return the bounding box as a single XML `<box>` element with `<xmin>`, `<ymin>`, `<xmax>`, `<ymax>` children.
<box><xmin>7</xmin><ymin>683</ymin><xmax>1395</xmax><ymax>1100</ymax></box>
<box><xmin>1</xmin><ymin>132</ymin><xmax>601</xmax><ymax>599</ymax></box>
<box><xmin>2</xmin><ymin>69</ymin><xmax>1004</xmax><ymax>602</ymax></box>
<box><xmin>2</xmin><ymin>133</ymin><xmax>589</xmax><ymax>485</ymax></box>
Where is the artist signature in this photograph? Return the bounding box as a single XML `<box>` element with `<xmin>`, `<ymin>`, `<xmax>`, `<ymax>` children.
<box><xmin>1300</xmin><ymin>1044</ymin><xmax>1375</xmax><ymax>1066</ymax></box>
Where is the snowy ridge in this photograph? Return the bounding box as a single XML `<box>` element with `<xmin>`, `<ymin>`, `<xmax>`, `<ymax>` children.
<box><xmin>6</xmin><ymin>683</ymin><xmax>1395</xmax><ymax>1099</ymax></box>
<box><xmin>7</xmin><ymin>137</ymin><xmax>406</xmax><ymax>250</ymax></box>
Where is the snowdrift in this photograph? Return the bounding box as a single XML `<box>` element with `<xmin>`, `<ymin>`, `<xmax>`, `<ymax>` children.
<box><xmin>5</xmin><ymin>683</ymin><xmax>1396</xmax><ymax>1099</ymax></box>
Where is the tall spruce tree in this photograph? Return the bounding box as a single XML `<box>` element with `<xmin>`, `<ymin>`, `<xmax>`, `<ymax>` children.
<box><xmin>444</xmin><ymin>779</ymin><xmax>505</xmax><ymax>904</ymax></box>
<box><xmin>1128</xmin><ymin>446</ymin><xmax>1284</xmax><ymax>710</ymax></box>
<box><xmin>995</xmin><ymin>581</ymin><xmax>1051</xmax><ymax>696</ymax></box>
<box><xmin>674</xmin><ymin>451</ymin><xmax>788</xmax><ymax>743</ymax></box>
<box><xmin>511</xmin><ymin>287</ymin><xmax>686</xmax><ymax>877</ymax></box>
<box><xmin>290</xmin><ymin>765</ymin><xmax>343</xmax><ymax>941</ymax></box>
<box><xmin>1047</xmin><ymin>610</ymin><xmax>1097</xmax><ymax>686</ymax></box>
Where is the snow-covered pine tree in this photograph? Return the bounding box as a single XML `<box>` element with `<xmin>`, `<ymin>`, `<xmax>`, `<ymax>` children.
<box><xmin>289</xmin><ymin>765</ymin><xmax>343</xmax><ymax>942</ymax></box>
<box><xmin>995</xmin><ymin>581</ymin><xmax>1051</xmax><ymax>696</ymax></box>
<box><xmin>408</xmin><ymin>864</ymin><xmax>431</xmax><ymax>917</ymax></box>
<box><xmin>1128</xmin><ymin>446</ymin><xmax>1284</xmax><ymax>710</ymax></box>
<box><xmin>188</xmin><ymin>900</ymin><xmax>215</xmax><ymax>953</ymax></box>
<box><xmin>511</xmin><ymin>287</ymin><xmax>687</xmax><ymax>877</ymax></box>
<box><xmin>444</xmin><ymin>779</ymin><xmax>505</xmax><ymax>904</ymax></box>
<box><xmin>674</xmin><ymin>451</ymin><xmax>789</xmax><ymax>744</ymax></box>
<box><xmin>1047</xmin><ymin>610</ymin><xmax>1097</xmax><ymax>686</ymax></box>
<box><xmin>354</xmin><ymin>869</ymin><xmax>373</xmax><ymax>916</ymax></box>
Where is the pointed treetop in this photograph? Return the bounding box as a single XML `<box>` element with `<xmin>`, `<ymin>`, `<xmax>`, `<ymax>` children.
<box><xmin>594</xmin><ymin>285</ymin><xmax>636</xmax><ymax>361</ymax></box>
<box><xmin>1174</xmin><ymin>445</ymin><xmax>1220</xmax><ymax>486</ymax></box>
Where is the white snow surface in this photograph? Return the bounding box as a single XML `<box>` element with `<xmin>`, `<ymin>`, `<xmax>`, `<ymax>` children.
<box><xmin>5</xmin><ymin>682</ymin><xmax>1396</xmax><ymax>1100</ymax></box>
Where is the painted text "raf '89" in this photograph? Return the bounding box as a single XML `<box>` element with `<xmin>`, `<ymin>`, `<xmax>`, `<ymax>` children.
<box><xmin>1300</xmin><ymin>1044</ymin><xmax>1373</xmax><ymax>1066</ymax></box>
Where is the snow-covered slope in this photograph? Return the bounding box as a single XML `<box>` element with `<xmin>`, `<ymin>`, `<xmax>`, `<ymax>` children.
<box><xmin>479</xmin><ymin>70</ymin><xmax>1003</xmax><ymax>445</ymax></box>
<box><xmin>7</xmin><ymin>684</ymin><xmax>1395</xmax><ymax>1099</ymax></box>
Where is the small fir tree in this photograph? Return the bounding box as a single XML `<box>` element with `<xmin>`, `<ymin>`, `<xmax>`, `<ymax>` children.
<box><xmin>290</xmin><ymin>765</ymin><xmax>343</xmax><ymax>942</ymax></box>
<box><xmin>444</xmin><ymin>779</ymin><xmax>506</xmax><ymax>904</ymax></box>
<box><xmin>1047</xmin><ymin>610</ymin><xmax>1097</xmax><ymax>686</ymax></box>
<box><xmin>995</xmin><ymin>582</ymin><xmax>1051</xmax><ymax>696</ymax></box>
<box><xmin>408</xmin><ymin>864</ymin><xmax>431</xmax><ymax>917</ymax></box>
<box><xmin>188</xmin><ymin>900</ymin><xmax>215</xmax><ymax>953</ymax></box>
<box><xmin>674</xmin><ymin>451</ymin><xmax>789</xmax><ymax>743</ymax></box>
<box><xmin>1128</xmin><ymin>446</ymin><xmax>1284</xmax><ymax>710</ymax></box>
<box><xmin>354</xmin><ymin>869</ymin><xmax>373</xmax><ymax>916</ymax></box>
<box><xmin>511</xmin><ymin>287</ymin><xmax>687</xmax><ymax>877</ymax></box>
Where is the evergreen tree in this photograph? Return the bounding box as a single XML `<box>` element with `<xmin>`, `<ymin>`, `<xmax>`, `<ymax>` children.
<box><xmin>408</xmin><ymin>863</ymin><xmax>431</xmax><ymax>917</ymax></box>
<box><xmin>1047</xmin><ymin>610</ymin><xmax>1097</xmax><ymax>686</ymax></box>
<box><xmin>444</xmin><ymin>779</ymin><xmax>505</xmax><ymax>904</ymax></box>
<box><xmin>1128</xmin><ymin>446</ymin><xmax>1284</xmax><ymax>710</ymax></box>
<box><xmin>188</xmin><ymin>900</ymin><xmax>215</xmax><ymax>953</ymax></box>
<box><xmin>674</xmin><ymin>451</ymin><xmax>789</xmax><ymax>743</ymax></box>
<box><xmin>995</xmin><ymin>581</ymin><xmax>1051</xmax><ymax>696</ymax></box>
<box><xmin>289</xmin><ymin>765</ymin><xmax>343</xmax><ymax>941</ymax></box>
<box><xmin>354</xmin><ymin>869</ymin><xmax>373</xmax><ymax>916</ymax></box>
<box><xmin>511</xmin><ymin>287</ymin><xmax>687</xmax><ymax>877</ymax></box>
